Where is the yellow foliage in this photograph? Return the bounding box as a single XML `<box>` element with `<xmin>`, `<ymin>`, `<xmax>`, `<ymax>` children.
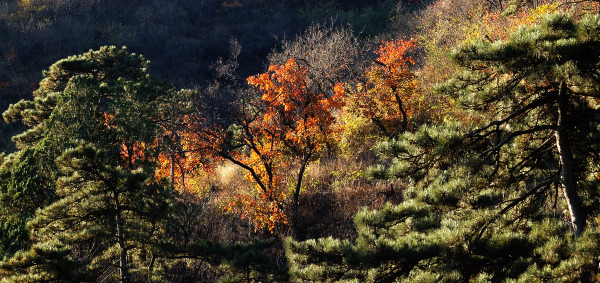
<box><xmin>462</xmin><ymin>2</ymin><xmax>562</xmax><ymax>43</ymax></box>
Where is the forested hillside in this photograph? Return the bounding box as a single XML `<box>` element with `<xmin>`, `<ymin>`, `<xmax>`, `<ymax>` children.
<box><xmin>0</xmin><ymin>0</ymin><xmax>405</xmax><ymax>152</ymax></box>
<box><xmin>1</xmin><ymin>0</ymin><xmax>600</xmax><ymax>282</ymax></box>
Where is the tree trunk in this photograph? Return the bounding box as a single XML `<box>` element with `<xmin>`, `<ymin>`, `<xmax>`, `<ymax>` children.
<box><xmin>555</xmin><ymin>82</ymin><xmax>585</xmax><ymax>236</ymax></box>
<box><xmin>393</xmin><ymin>90</ymin><xmax>408</xmax><ymax>134</ymax></box>
<box><xmin>114</xmin><ymin>191</ymin><xmax>129</xmax><ymax>282</ymax></box>
<box><xmin>372</xmin><ymin>117</ymin><xmax>392</xmax><ymax>138</ymax></box>
<box><xmin>170</xmin><ymin>152</ymin><xmax>176</xmax><ymax>190</ymax></box>
<box><xmin>292</xmin><ymin>152</ymin><xmax>311</xmax><ymax>236</ymax></box>
<box><xmin>181</xmin><ymin>164</ymin><xmax>186</xmax><ymax>192</ymax></box>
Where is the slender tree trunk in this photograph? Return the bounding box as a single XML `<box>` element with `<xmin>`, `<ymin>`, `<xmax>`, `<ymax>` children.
<box><xmin>148</xmin><ymin>255</ymin><xmax>156</xmax><ymax>272</ymax></box>
<box><xmin>126</xmin><ymin>143</ymin><xmax>133</xmax><ymax>168</ymax></box>
<box><xmin>114</xmin><ymin>191</ymin><xmax>129</xmax><ymax>282</ymax></box>
<box><xmin>372</xmin><ymin>117</ymin><xmax>392</xmax><ymax>138</ymax></box>
<box><xmin>170</xmin><ymin>152</ymin><xmax>176</xmax><ymax>190</ymax></box>
<box><xmin>181</xmin><ymin>164</ymin><xmax>186</xmax><ymax>192</ymax></box>
<box><xmin>292</xmin><ymin>152</ymin><xmax>311</xmax><ymax>236</ymax></box>
<box><xmin>393</xmin><ymin>90</ymin><xmax>408</xmax><ymax>134</ymax></box>
<box><xmin>555</xmin><ymin>82</ymin><xmax>585</xmax><ymax>236</ymax></box>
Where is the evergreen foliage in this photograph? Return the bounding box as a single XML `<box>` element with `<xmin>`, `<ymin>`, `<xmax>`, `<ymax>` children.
<box><xmin>0</xmin><ymin>148</ymin><xmax>56</xmax><ymax>259</ymax></box>
<box><xmin>156</xmin><ymin>239</ymin><xmax>288</xmax><ymax>282</ymax></box>
<box><xmin>286</xmin><ymin>13</ymin><xmax>600</xmax><ymax>281</ymax></box>
<box><xmin>3</xmin><ymin>2</ymin><xmax>600</xmax><ymax>282</ymax></box>
<box><xmin>0</xmin><ymin>46</ymin><xmax>286</xmax><ymax>282</ymax></box>
<box><xmin>0</xmin><ymin>46</ymin><xmax>176</xmax><ymax>281</ymax></box>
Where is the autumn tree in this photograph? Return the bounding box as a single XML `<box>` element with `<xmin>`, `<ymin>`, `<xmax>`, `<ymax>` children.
<box><xmin>286</xmin><ymin>14</ymin><xmax>600</xmax><ymax>281</ymax></box>
<box><xmin>415</xmin><ymin>0</ymin><xmax>580</xmax><ymax>87</ymax></box>
<box><xmin>247</xmin><ymin>58</ymin><xmax>344</xmax><ymax>230</ymax></box>
<box><xmin>196</xmin><ymin>57</ymin><xmax>344</xmax><ymax>234</ymax></box>
<box><xmin>336</xmin><ymin>38</ymin><xmax>447</xmax><ymax>161</ymax></box>
<box><xmin>189</xmin><ymin>28</ymin><xmax>363</xmax><ymax>234</ymax></box>
<box><xmin>153</xmin><ymin>40</ymin><xmax>241</xmax><ymax>196</ymax></box>
<box><xmin>344</xmin><ymin>39</ymin><xmax>423</xmax><ymax>137</ymax></box>
<box><xmin>267</xmin><ymin>23</ymin><xmax>369</xmax><ymax>97</ymax></box>
<box><xmin>189</xmin><ymin>55</ymin><xmax>345</xmax><ymax>234</ymax></box>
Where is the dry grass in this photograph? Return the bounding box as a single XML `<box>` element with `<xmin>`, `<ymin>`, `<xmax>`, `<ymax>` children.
<box><xmin>167</xmin><ymin>146</ymin><xmax>404</xmax><ymax>279</ymax></box>
<box><xmin>295</xmin><ymin>154</ymin><xmax>404</xmax><ymax>240</ymax></box>
<box><xmin>215</xmin><ymin>161</ymin><xmax>245</xmax><ymax>188</ymax></box>
<box><xmin>209</xmin><ymin>161</ymin><xmax>249</xmax><ymax>209</ymax></box>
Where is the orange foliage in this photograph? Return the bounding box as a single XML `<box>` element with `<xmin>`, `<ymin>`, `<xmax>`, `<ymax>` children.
<box><xmin>214</xmin><ymin>58</ymin><xmax>345</xmax><ymax>233</ymax></box>
<box><xmin>344</xmin><ymin>39</ymin><xmax>422</xmax><ymax>136</ymax></box>
<box><xmin>224</xmin><ymin>143</ymin><xmax>289</xmax><ymax>233</ymax></box>
<box><xmin>103</xmin><ymin>112</ymin><xmax>116</xmax><ymax>129</ymax></box>
<box><xmin>104</xmin><ymin>112</ymin><xmax>150</xmax><ymax>167</ymax></box>
<box><xmin>120</xmin><ymin>141</ymin><xmax>147</xmax><ymax>167</ymax></box>
<box><xmin>161</xmin><ymin>114</ymin><xmax>222</xmax><ymax>192</ymax></box>
<box><xmin>154</xmin><ymin>116</ymin><xmax>216</xmax><ymax>196</ymax></box>
<box><xmin>105</xmin><ymin>111</ymin><xmax>210</xmax><ymax>194</ymax></box>
<box><xmin>247</xmin><ymin>58</ymin><xmax>344</xmax><ymax>150</ymax></box>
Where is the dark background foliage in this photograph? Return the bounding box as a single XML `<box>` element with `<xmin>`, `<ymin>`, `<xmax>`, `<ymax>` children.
<box><xmin>0</xmin><ymin>0</ymin><xmax>417</xmax><ymax>152</ymax></box>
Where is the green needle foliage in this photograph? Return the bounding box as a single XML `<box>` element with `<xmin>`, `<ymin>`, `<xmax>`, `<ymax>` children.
<box><xmin>155</xmin><ymin>239</ymin><xmax>288</xmax><ymax>282</ymax></box>
<box><xmin>0</xmin><ymin>46</ymin><xmax>177</xmax><ymax>282</ymax></box>
<box><xmin>0</xmin><ymin>46</ymin><xmax>283</xmax><ymax>282</ymax></box>
<box><xmin>0</xmin><ymin>148</ymin><xmax>57</xmax><ymax>260</ymax></box>
<box><xmin>286</xmin><ymin>14</ymin><xmax>600</xmax><ymax>281</ymax></box>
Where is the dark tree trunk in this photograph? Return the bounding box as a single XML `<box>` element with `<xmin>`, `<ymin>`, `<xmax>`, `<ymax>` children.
<box><xmin>292</xmin><ymin>151</ymin><xmax>311</xmax><ymax>236</ymax></box>
<box><xmin>372</xmin><ymin>117</ymin><xmax>392</xmax><ymax>138</ymax></box>
<box><xmin>555</xmin><ymin>82</ymin><xmax>585</xmax><ymax>236</ymax></box>
<box><xmin>393</xmin><ymin>90</ymin><xmax>408</xmax><ymax>134</ymax></box>
<box><xmin>114</xmin><ymin>191</ymin><xmax>129</xmax><ymax>282</ymax></box>
<box><xmin>170</xmin><ymin>152</ymin><xmax>176</xmax><ymax>190</ymax></box>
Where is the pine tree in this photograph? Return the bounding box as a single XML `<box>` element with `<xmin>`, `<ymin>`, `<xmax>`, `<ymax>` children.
<box><xmin>0</xmin><ymin>148</ymin><xmax>56</xmax><ymax>260</ymax></box>
<box><xmin>441</xmin><ymin>13</ymin><xmax>600</xmax><ymax>236</ymax></box>
<box><xmin>286</xmin><ymin>14</ymin><xmax>600</xmax><ymax>281</ymax></box>
<box><xmin>0</xmin><ymin>46</ymin><xmax>175</xmax><ymax>282</ymax></box>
